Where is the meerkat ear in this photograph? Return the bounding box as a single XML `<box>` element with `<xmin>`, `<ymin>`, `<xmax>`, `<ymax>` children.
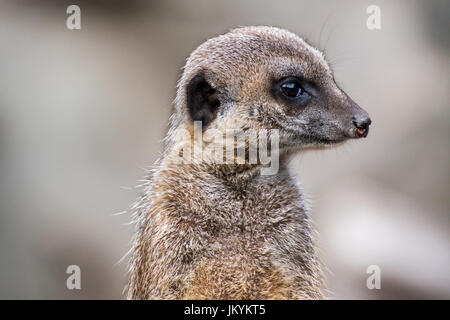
<box><xmin>186</xmin><ymin>73</ymin><xmax>220</xmax><ymax>128</ymax></box>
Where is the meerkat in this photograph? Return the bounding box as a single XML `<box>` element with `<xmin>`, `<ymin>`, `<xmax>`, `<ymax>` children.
<box><xmin>126</xmin><ymin>26</ymin><xmax>371</xmax><ymax>300</ymax></box>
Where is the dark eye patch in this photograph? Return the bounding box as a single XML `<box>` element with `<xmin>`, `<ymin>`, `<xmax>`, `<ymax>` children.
<box><xmin>271</xmin><ymin>76</ymin><xmax>313</xmax><ymax>109</ymax></box>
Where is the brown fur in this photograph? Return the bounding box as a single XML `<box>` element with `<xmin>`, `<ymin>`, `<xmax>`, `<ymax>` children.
<box><xmin>126</xmin><ymin>26</ymin><xmax>370</xmax><ymax>300</ymax></box>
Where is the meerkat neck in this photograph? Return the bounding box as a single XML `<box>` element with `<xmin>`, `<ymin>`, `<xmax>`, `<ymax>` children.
<box><xmin>163</xmin><ymin>123</ymin><xmax>284</xmax><ymax>183</ymax></box>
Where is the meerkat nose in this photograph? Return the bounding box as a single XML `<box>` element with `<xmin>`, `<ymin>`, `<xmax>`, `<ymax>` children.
<box><xmin>352</xmin><ymin>117</ymin><xmax>372</xmax><ymax>138</ymax></box>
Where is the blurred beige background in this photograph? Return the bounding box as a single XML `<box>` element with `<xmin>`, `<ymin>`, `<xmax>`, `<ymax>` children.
<box><xmin>0</xmin><ymin>0</ymin><xmax>448</xmax><ymax>299</ymax></box>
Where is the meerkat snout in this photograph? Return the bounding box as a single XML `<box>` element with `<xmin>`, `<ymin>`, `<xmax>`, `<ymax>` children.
<box><xmin>353</xmin><ymin>117</ymin><xmax>372</xmax><ymax>138</ymax></box>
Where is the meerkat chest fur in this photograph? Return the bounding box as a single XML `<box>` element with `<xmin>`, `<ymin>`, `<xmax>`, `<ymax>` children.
<box><xmin>131</xmin><ymin>163</ymin><xmax>322</xmax><ymax>299</ymax></box>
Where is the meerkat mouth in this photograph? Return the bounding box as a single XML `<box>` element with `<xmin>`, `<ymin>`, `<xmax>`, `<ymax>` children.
<box><xmin>353</xmin><ymin>119</ymin><xmax>371</xmax><ymax>138</ymax></box>
<box><xmin>356</xmin><ymin>127</ymin><xmax>366</xmax><ymax>137</ymax></box>
<box><xmin>281</xmin><ymin>136</ymin><xmax>347</xmax><ymax>152</ymax></box>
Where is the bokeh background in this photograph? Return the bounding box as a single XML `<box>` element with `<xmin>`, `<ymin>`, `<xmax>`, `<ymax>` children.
<box><xmin>0</xmin><ymin>0</ymin><xmax>448</xmax><ymax>299</ymax></box>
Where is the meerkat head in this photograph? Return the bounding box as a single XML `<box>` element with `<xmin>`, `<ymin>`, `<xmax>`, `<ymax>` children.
<box><xmin>171</xmin><ymin>26</ymin><xmax>371</xmax><ymax>163</ymax></box>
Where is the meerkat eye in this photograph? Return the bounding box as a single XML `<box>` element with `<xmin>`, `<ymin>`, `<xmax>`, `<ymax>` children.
<box><xmin>272</xmin><ymin>76</ymin><xmax>312</xmax><ymax>108</ymax></box>
<box><xmin>280</xmin><ymin>80</ymin><xmax>304</xmax><ymax>97</ymax></box>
